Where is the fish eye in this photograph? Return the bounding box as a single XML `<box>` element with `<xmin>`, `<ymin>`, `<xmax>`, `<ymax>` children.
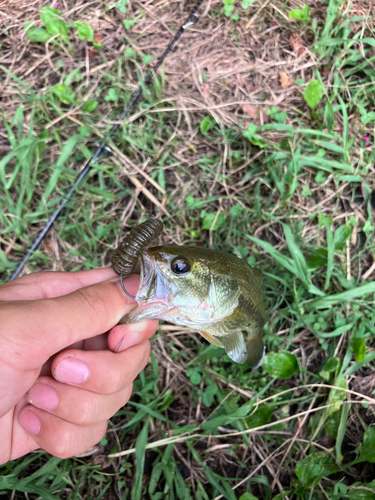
<box><xmin>171</xmin><ymin>256</ymin><xmax>191</xmax><ymax>275</ymax></box>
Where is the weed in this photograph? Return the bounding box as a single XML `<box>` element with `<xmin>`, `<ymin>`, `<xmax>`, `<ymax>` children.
<box><xmin>289</xmin><ymin>5</ymin><xmax>311</xmax><ymax>24</ymax></box>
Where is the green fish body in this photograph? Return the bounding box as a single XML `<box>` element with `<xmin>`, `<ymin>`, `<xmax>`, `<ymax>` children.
<box><xmin>118</xmin><ymin>245</ymin><xmax>267</xmax><ymax>367</ymax></box>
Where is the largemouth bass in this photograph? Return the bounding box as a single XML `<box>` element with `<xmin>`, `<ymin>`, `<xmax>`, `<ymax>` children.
<box><xmin>116</xmin><ymin>245</ymin><xmax>267</xmax><ymax>367</ymax></box>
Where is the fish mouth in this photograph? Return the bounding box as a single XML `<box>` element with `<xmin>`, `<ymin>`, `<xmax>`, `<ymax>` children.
<box><xmin>137</xmin><ymin>251</ymin><xmax>156</xmax><ymax>300</ymax></box>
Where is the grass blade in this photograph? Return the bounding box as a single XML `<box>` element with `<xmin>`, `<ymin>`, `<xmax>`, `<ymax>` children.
<box><xmin>306</xmin><ymin>282</ymin><xmax>375</xmax><ymax>310</ymax></box>
<box><xmin>282</xmin><ymin>224</ymin><xmax>311</xmax><ymax>288</ymax></box>
<box><xmin>336</xmin><ymin>402</ymin><xmax>350</xmax><ymax>463</ymax></box>
<box><xmin>323</xmin><ymin>217</ymin><xmax>334</xmax><ymax>290</ymax></box>
<box><xmin>131</xmin><ymin>418</ymin><xmax>149</xmax><ymax>500</ymax></box>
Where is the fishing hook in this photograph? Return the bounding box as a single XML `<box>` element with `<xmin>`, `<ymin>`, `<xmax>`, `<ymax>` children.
<box><xmin>120</xmin><ymin>273</ymin><xmax>153</xmax><ymax>301</ymax></box>
<box><xmin>120</xmin><ymin>273</ymin><xmax>137</xmax><ymax>300</ymax></box>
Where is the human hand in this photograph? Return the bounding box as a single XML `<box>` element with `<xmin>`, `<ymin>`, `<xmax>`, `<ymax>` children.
<box><xmin>0</xmin><ymin>268</ymin><xmax>158</xmax><ymax>464</ymax></box>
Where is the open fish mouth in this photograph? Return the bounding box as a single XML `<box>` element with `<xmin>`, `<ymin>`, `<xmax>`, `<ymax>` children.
<box><xmin>136</xmin><ymin>251</ymin><xmax>156</xmax><ymax>300</ymax></box>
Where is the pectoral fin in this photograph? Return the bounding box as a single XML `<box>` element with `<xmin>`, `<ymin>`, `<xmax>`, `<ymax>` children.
<box><xmin>198</xmin><ymin>330</ymin><xmax>223</xmax><ymax>348</ymax></box>
<box><xmin>246</xmin><ymin>334</ymin><xmax>266</xmax><ymax>369</ymax></box>
<box><xmin>221</xmin><ymin>332</ymin><xmax>247</xmax><ymax>364</ymax></box>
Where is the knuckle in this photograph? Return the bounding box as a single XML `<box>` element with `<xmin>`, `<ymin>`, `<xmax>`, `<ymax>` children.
<box><xmin>47</xmin><ymin>422</ymin><xmax>108</xmax><ymax>459</ymax></box>
<box><xmin>50</xmin><ymin>430</ymin><xmax>74</xmax><ymax>459</ymax></box>
<box><xmin>106</xmin><ymin>367</ymin><xmax>124</xmax><ymax>394</ymax></box>
<box><xmin>75</xmin><ymin>287</ymin><xmax>104</xmax><ymax>321</ymax></box>
<box><xmin>75</xmin><ymin>399</ymin><xmax>92</xmax><ymax>426</ymax></box>
<box><xmin>34</xmin><ymin>273</ymin><xmax>51</xmax><ymax>298</ymax></box>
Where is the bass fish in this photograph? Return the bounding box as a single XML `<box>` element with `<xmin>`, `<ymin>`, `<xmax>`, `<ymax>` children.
<box><xmin>114</xmin><ymin>243</ymin><xmax>267</xmax><ymax>367</ymax></box>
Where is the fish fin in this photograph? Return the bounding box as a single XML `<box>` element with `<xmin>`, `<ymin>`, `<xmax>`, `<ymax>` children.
<box><xmin>246</xmin><ymin>335</ymin><xmax>265</xmax><ymax>369</ymax></box>
<box><xmin>221</xmin><ymin>332</ymin><xmax>247</xmax><ymax>364</ymax></box>
<box><xmin>198</xmin><ymin>330</ymin><xmax>223</xmax><ymax>348</ymax></box>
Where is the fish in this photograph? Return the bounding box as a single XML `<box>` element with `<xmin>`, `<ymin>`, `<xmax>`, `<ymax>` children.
<box><xmin>117</xmin><ymin>245</ymin><xmax>267</xmax><ymax>367</ymax></box>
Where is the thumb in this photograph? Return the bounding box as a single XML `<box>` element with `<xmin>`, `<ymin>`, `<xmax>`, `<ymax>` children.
<box><xmin>0</xmin><ymin>275</ymin><xmax>140</xmax><ymax>419</ymax></box>
<box><xmin>0</xmin><ymin>275</ymin><xmax>140</xmax><ymax>370</ymax></box>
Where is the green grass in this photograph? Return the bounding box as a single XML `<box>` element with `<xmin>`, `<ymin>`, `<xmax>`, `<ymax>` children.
<box><xmin>1</xmin><ymin>0</ymin><xmax>375</xmax><ymax>498</ymax></box>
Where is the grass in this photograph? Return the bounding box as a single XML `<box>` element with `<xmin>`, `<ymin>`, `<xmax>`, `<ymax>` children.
<box><xmin>1</xmin><ymin>0</ymin><xmax>375</xmax><ymax>498</ymax></box>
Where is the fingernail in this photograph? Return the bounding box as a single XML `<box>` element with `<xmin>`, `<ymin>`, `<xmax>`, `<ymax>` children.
<box><xmin>27</xmin><ymin>383</ymin><xmax>58</xmax><ymax>410</ymax></box>
<box><xmin>19</xmin><ymin>409</ymin><xmax>41</xmax><ymax>435</ymax></box>
<box><xmin>54</xmin><ymin>357</ymin><xmax>89</xmax><ymax>384</ymax></box>
<box><xmin>115</xmin><ymin>331</ymin><xmax>140</xmax><ymax>352</ymax></box>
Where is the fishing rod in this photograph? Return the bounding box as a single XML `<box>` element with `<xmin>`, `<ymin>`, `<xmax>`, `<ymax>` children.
<box><xmin>9</xmin><ymin>0</ymin><xmax>204</xmax><ymax>281</ymax></box>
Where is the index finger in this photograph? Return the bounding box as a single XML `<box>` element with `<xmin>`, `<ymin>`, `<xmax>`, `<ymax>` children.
<box><xmin>0</xmin><ymin>268</ymin><xmax>117</xmax><ymax>302</ymax></box>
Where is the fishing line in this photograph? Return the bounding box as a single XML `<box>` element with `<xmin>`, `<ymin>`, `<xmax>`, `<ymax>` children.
<box><xmin>9</xmin><ymin>0</ymin><xmax>203</xmax><ymax>281</ymax></box>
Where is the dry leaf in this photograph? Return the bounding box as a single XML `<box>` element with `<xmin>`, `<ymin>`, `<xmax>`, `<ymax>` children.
<box><xmin>258</xmin><ymin>107</ymin><xmax>268</xmax><ymax>125</ymax></box>
<box><xmin>242</xmin><ymin>104</ymin><xmax>257</xmax><ymax>119</ymax></box>
<box><xmin>289</xmin><ymin>33</ymin><xmax>306</xmax><ymax>57</ymax></box>
<box><xmin>94</xmin><ymin>33</ymin><xmax>102</xmax><ymax>44</ymax></box>
<box><xmin>242</xmin><ymin>105</ymin><xmax>269</xmax><ymax>125</ymax></box>
<box><xmin>279</xmin><ymin>72</ymin><xmax>294</xmax><ymax>88</ymax></box>
<box><xmin>44</xmin><ymin>241</ymin><xmax>53</xmax><ymax>252</ymax></box>
<box><xmin>236</xmin><ymin>73</ymin><xmax>245</xmax><ymax>86</ymax></box>
<box><xmin>89</xmin><ymin>33</ymin><xmax>102</xmax><ymax>58</ymax></box>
